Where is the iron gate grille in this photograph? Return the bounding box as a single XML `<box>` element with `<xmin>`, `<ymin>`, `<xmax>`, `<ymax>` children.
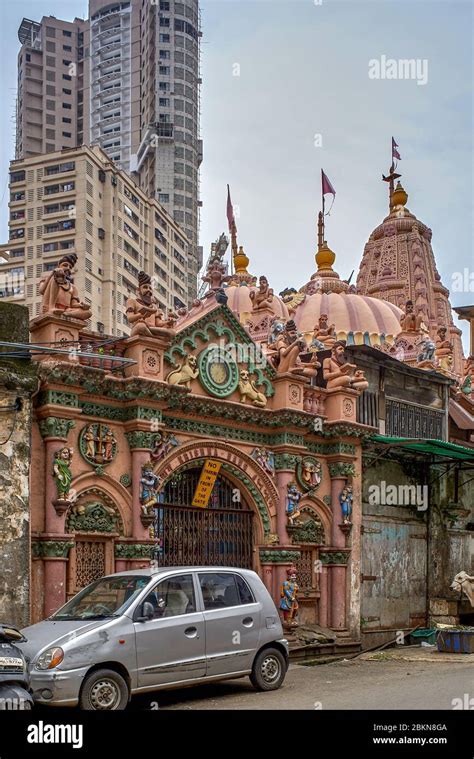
<box><xmin>154</xmin><ymin>504</ymin><xmax>254</xmax><ymax>568</ymax></box>
<box><xmin>153</xmin><ymin>467</ymin><xmax>254</xmax><ymax>568</ymax></box>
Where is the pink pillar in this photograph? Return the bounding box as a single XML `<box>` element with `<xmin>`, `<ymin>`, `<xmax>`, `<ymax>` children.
<box><xmin>44</xmin><ymin>438</ymin><xmax>68</xmax><ymax>534</ymax></box>
<box><xmin>330</xmin><ymin>474</ymin><xmax>349</xmax><ymax>629</ymax></box>
<box><xmin>330</xmin><ymin>566</ymin><xmax>346</xmax><ymax>629</ymax></box>
<box><xmin>319</xmin><ymin>565</ymin><xmax>329</xmax><ymax>627</ymax></box>
<box><xmin>331</xmin><ymin>476</ymin><xmax>347</xmax><ymax>548</ymax></box>
<box><xmin>131</xmin><ymin>449</ymin><xmax>151</xmax><ymax>540</ymax></box>
<box><xmin>261</xmin><ymin>564</ymin><xmax>274</xmax><ymax>595</ymax></box>
<box><xmin>43</xmin><ymin>559</ymin><xmax>68</xmax><ymax>617</ymax></box>
<box><xmin>275</xmin><ymin>470</ymin><xmax>294</xmax><ymax>545</ymax></box>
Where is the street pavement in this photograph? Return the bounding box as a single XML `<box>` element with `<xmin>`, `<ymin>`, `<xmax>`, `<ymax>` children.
<box><xmin>128</xmin><ymin>653</ymin><xmax>474</xmax><ymax>710</ymax></box>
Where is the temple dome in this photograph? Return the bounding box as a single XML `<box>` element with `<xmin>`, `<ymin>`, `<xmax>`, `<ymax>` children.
<box><xmin>292</xmin><ymin>240</ymin><xmax>403</xmax><ymax>347</ymax></box>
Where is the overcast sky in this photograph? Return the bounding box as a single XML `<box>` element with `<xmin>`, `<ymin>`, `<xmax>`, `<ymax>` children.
<box><xmin>0</xmin><ymin>0</ymin><xmax>472</xmax><ymax>349</ymax></box>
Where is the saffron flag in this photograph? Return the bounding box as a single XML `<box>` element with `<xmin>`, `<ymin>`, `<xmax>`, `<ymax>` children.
<box><xmin>392</xmin><ymin>137</ymin><xmax>401</xmax><ymax>162</ymax></box>
<box><xmin>321</xmin><ymin>170</ymin><xmax>336</xmax><ymax>197</ymax></box>
<box><xmin>226</xmin><ymin>184</ymin><xmax>235</xmax><ymax>232</ymax></box>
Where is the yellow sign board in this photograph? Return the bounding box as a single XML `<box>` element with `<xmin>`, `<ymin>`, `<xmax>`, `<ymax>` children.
<box><xmin>192</xmin><ymin>459</ymin><xmax>222</xmax><ymax>508</ymax></box>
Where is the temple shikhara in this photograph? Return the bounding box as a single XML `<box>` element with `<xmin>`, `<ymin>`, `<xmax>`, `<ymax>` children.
<box><xmin>6</xmin><ymin>155</ymin><xmax>473</xmax><ymax>653</ymax></box>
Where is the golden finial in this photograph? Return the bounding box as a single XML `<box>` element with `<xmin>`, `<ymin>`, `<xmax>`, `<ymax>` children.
<box><xmin>315</xmin><ymin>240</ymin><xmax>336</xmax><ymax>272</ymax></box>
<box><xmin>392</xmin><ymin>181</ymin><xmax>408</xmax><ymax>208</ymax></box>
<box><xmin>234</xmin><ymin>245</ymin><xmax>250</xmax><ymax>274</ymax></box>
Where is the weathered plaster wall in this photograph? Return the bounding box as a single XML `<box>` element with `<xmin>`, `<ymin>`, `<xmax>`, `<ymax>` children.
<box><xmin>0</xmin><ymin>303</ymin><xmax>37</xmax><ymax>626</ymax></box>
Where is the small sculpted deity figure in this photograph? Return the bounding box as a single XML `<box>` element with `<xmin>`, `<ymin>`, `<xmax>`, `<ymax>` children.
<box><xmin>83</xmin><ymin>425</ymin><xmax>97</xmax><ymax>460</ymax></box>
<box><xmin>273</xmin><ymin>320</ymin><xmax>320</xmax><ymax>377</ymax></box>
<box><xmin>251</xmin><ymin>447</ymin><xmax>275</xmax><ymax>475</ymax></box>
<box><xmin>339</xmin><ymin>485</ymin><xmax>353</xmax><ymax>524</ymax></box>
<box><xmin>249</xmin><ymin>276</ymin><xmax>274</xmax><ymax>312</ymax></box>
<box><xmin>280</xmin><ymin>567</ymin><xmax>299</xmax><ymax>628</ymax></box>
<box><xmin>126</xmin><ymin>271</ymin><xmax>177</xmax><ymax>338</ymax></box>
<box><xmin>435</xmin><ymin>326</ymin><xmax>454</xmax><ymax>373</ymax></box>
<box><xmin>323</xmin><ymin>341</ymin><xmax>368</xmax><ymax>391</ymax></box>
<box><xmin>311</xmin><ymin>314</ymin><xmax>336</xmax><ymax>348</ymax></box>
<box><xmin>301</xmin><ymin>458</ymin><xmax>322</xmax><ymax>489</ymax></box>
<box><xmin>139</xmin><ymin>463</ymin><xmax>162</xmax><ymax>516</ymax></box>
<box><xmin>399</xmin><ymin>300</ymin><xmax>423</xmax><ymax>333</ymax></box>
<box><xmin>53</xmin><ymin>447</ymin><xmax>74</xmax><ymax>502</ymax></box>
<box><xmin>39</xmin><ymin>253</ymin><xmax>92</xmax><ymax>321</ymax></box>
<box><xmin>416</xmin><ymin>337</ymin><xmax>436</xmax><ymax>366</ymax></box>
<box><xmin>103</xmin><ymin>428</ymin><xmax>116</xmax><ymax>461</ymax></box>
<box><xmin>150</xmin><ymin>431</ymin><xmax>179</xmax><ymax>462</ymax></box>
<box><xmin>286</xmin><ymin>481</ymin><xmax>302</xmax><ymax>525</ymax></box>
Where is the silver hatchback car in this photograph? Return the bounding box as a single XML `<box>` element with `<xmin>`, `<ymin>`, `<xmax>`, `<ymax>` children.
<box><xmin>19</xmin><ymin>567</ymin><xmax>289</xmax><ymax>710</ymax></box>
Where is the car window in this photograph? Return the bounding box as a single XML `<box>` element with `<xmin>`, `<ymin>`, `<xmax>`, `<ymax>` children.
<box><xmin>236</xmin><ymin>574</ymin><xmax>255</xmax><ymax>604</ymax></box>
<box><xmin>143</xmin><ymin>574</ymin><xmax>196</xmax><ymax>618</ymax></box>
<box><xmin>199</xmin><ymin>572</ymin><xmax>253</xmax><ymax>609</ymax></box>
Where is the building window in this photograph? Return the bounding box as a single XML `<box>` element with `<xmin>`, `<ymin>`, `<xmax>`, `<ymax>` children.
<box><xmin>63</xmin><ymin>74</ymin><xmax>72</xmax><ymax>81</ymax></box>
<box><xmin>159</xmin><ymin>66</ymin><xmax>170</xmax><ymax>75</ymax></box>
<box><xmin>9</xmin><ymin>171</ymin><xmax>26</xmax><ymax>184</ymax></box>
<box><xmin>159</xmin><ymin>33</ymin><xmax>170</xmax><ymax>43</ymax></box>
<box><xmin>45</xmin><ymin>162</ymin><xmax>75</xmax><ymax>176</ymax></box>
<box><xmin>62</xmin><ymin>117</ymin><xmax>72</xmax><ymax>124</ymax></box>
<box><xmin>160</xmin><ymin>17</ymin><xmax>170</xmax><ymax>27</ymax></box>
<box><xmin>160</xmin><ymin>50</ymin><xmax>170</xmax><ymax>59</ymax></box>
<box><xmin>63</xmin><ymin>30</ymin><xmax>72</xmax><ymax>37</ymax></box>
<box><xmin>63</xmin><ymin>102</ymin><xmax>72</xmax><ymax>109</ymax></box>
<box><xmin>62</xmin><ymin>88</ymin><xmax>72</xmax><ymax>95</ymax></box>
<box><xmin>63</xmin><ymin>45</ymin><xmax>72</xmax><ymax>52</ymax></box>
<box><xmin>158</xmin><ymin>193</ymin><xmax>169</xmax><ymax>204</ymax></box>
<box><xmin>62</xmin><ymin>131</ymin><xmax>72</xmax><ymax>138</ymax></box>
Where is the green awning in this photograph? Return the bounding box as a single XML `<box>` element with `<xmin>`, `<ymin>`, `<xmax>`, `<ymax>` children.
<box><xmin>370</xmin><ymin>435</ymin><xmax>474</xmax><ymax>462</ymax></box>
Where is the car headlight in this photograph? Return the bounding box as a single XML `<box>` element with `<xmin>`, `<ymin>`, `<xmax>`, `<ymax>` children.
<box><xmin>35</xmin><ymin>647</ymin><xmax>64</xmax><ymax>670</ymax></box>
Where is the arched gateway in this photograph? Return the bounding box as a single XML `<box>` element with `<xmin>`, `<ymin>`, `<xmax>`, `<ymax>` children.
<box><xmin>153</xmin><ymin>441</ymin><xmax>279</xmax><ymax>570</ymax></box>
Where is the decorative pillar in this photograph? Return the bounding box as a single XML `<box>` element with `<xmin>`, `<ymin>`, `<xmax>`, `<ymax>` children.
<box><xmin>274</xmin><ymin>457</ymin><xmax>302</xmax><ymax>546</ymax></box>
<box><xmin>327</xmin><ymin>460</ymin><xmax>356</xmax><ymax>631</ymax></box>
<box><xmin>115</xmin><ymin>541</ymin><xmax>154</xmax><ymax>570</ymax></box>
<box><xmin>319</xmin><ymin>564</ymin><xmax>329</xmax><ymax>627</ymax></box>
<box><xmin>125</xmin><ymin>430</ymin><xmax>160</xmax><ymax>542</ymax></box>
<box><xmin>259</xmin><ymin>549</ymin><xmax>301</xmax><ymax>615</ymax></box>
<box><xmin>38</xmin><ymin>417</ymin><xmax>76</xmax><ymax>534</ymax></box>
<box><xmin>34</xmin><ymin>539</ymin><xmax>74</xmax><ymax>618</ymax></box>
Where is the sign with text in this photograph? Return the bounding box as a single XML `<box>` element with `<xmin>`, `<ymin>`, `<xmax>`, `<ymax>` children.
<box><xmin>192</xmin><ymin>459</ymin><xmax>222</xmax><ymax>507</ymax></box>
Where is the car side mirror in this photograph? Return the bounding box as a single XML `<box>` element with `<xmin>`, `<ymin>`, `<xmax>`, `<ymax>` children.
<box><xmin>135</xmin><ymin>601</ymin><xmax>154</xmax><ymax>623</ymax></box>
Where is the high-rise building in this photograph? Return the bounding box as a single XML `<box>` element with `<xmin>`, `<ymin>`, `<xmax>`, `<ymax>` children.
<box><xmin>16</xmin><ymin>16</ymin><xmax>89</xmax><ymax>159</ymax></box>
<box><xmin>13</xmin><ymin>1</ymin><xmax>203</xmax><ymax>305</ymax></box>
<box><xmin>0</xmin><ymin>145</ymin><xmax>190</xmax><ymax>336</ymax></box>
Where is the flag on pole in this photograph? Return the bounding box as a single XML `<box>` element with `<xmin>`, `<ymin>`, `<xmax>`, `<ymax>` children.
<box><xmin>392</xmin><ymin>137</ymin><xmax>401</xmax><ymax>162</ymax></box>
<box><xmin>226</xmin><ymin>184</ymin><xmax>236</xmax><ymax>232</ymax></box>
<box><xmin>321</xmin><ymin>170</ymin><xmax>336</xmax><ymax>198</ymax></box>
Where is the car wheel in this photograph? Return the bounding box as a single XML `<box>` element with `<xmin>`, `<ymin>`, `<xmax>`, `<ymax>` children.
<box><xmin>250</xmin><ymin>647</ymin><xmax>287</xmax><ymax>691</ymax></box>
<box><xmin>79</xmin><ymin>669</ymin><xmax>129</xmax><ymax>711</ymax></box>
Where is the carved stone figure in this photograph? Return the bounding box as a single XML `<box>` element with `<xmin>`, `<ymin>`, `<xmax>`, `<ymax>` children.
<box><xmin>249</xmin><ymin>276</ymin><xmax>274</xmax><ymax>312</ymax></box>
<box><xmin>79</xmin><ymin>423</ymin><xmax>117</xmax><ymax>466</ymax></box>
<box><xmin>312</xmin><ymin>314</ymin><xmax>336</xmax><ymax>348</ymax></box>
<box><xmin>126</xmin><ymin>271</ymin><xmax>177</xmax><ymax>338</ymax></box>
<box><xmin>166</xmin><ymin>354</ymin><xmax>199</xmax><ymax>388</ymax></box>
<box><xmin>52</xmin><ymin>447</ymin><xmax>74</xmax><ymax>502</ymax></box>
<box><xmin>297</xmin><ymin>456</ymin><xmax>322</xmax><ymax>491</ymax></box>
<box><xmin>251</xmin><ymin>447</ymin><xmax>275</xmax><ymax>474</ymax></box>
<box><xmin>322</xmin><ymin>341</ymin><xmax>368</xmax><ymax>391</ymax></box>
<box><xmin>339</xmin><ymin>484</ymin><xmax>353</xmax><ymax>524</ymax></box>
<box><xmin>417</xmin><ymin>337</ymin><xmax>436</xmax><ymax>365</ymax></box>
<box><xmin>39</xmin><ymin>253</ymin><xmax>92</xmax><ymax>320</ymax></box>
<box><xmin>150</xmin><ymin>431</ymin><xmax>179</xmax><ymax>462</ymax></box>
<box><xmin>268</xmin><ymin>317</ymin><xmax>285</xmax><ymax>346</ymax></box>
<box><xmin>432</xmin><ymin>327</ymin><xmax>454</xmax><ymax>374</ymax></box>
<box><xmin>139</xmin><ymin>463</ymin><xmax>162</xmax><ymax>516</ymax></box>
<box><xmin>286</xmin><ymin>481</ymin><xmax>303</xmax><ymax>525</ymax></box>
<box><xmin>279</xmin><ymin>567</ymin><xmax>299</xmax><ymax>628</ymax></box>
<box><xmin>273</xmin><ymin>320</ymin><xmax>320</xmax><ymax>377</ymax></box>
<box><xmin>399</xmin><ymin>300</ymin><xmax>423</xmax><ymax>333</ymax></box>
<box><xmin>238</xmin><ymin>369</ymin><xmax>267</xmax><ymax>407</ymax></box>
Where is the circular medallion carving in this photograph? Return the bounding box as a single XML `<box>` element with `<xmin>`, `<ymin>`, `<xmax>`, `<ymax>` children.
<box><xmin>295</xmin><ymin>456</ymin><xmax>322</xmax><ymax>492</ymax></box>
<box><xmin>79</xmin><ymin>423</ymin><xmax>117</xmax><ymax>467</ymax></box>
<box><xmin>198</xmin><ymin>346</ymin><xmax>239</xmax><ymax>398</ymax></box>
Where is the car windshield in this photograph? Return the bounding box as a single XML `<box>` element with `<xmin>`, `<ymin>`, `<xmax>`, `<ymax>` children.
<box><xmin>51</xmin><ymin>576</ymin><xmax>151</xmax><ymax>620</ymax></box>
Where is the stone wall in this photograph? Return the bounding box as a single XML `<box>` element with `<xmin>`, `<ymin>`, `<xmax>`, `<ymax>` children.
<box><xmin>0</xmin><ymin>303</ymin><xmax>37</xmax><ymax>626</ymax></box>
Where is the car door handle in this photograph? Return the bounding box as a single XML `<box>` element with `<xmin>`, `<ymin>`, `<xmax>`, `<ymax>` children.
<box><xmin>184</xmin><ymin>626</ymin><xmax>199</xmax><ymax>638</ymax></box>
<box><xmin>242</xmin><ymin>617</ymin><xmax>254</xmax><ymax>627</ymax></box>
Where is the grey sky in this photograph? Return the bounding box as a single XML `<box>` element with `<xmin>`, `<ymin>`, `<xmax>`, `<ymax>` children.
<box><xmin>1</xmin><ymin>0</ymin><xmax>472</xmax><ymax>348</ymax></box>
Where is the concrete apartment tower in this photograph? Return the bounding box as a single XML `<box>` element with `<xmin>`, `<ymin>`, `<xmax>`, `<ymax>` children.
<box><xmin>13</xmin><ymin>0</ymin><xmax>202</xmax><ymax>304</ymax></box>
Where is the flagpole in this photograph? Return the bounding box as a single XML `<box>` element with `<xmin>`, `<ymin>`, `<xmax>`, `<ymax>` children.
<box><xmin>320</xmin><ymin>169</ymin><xmax>325</xmax><ymax>249</ymax></box>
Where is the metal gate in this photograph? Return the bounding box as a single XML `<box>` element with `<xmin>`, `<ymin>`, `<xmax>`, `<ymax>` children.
<box><xmin>153</xmin><ymin>467</ymin><xmax>254</xmax><ymax>568</ymax></box>
<box><xmin>73</xmin><ymin>539</ymin><xmax>107</xmax><ymax>593</ymax></box>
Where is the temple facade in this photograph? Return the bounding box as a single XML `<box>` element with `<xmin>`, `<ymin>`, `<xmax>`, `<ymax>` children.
<box><xmin>23</xmin><ymin>172</ymin><xmax>474</xmax><ymax>650</ymax></box>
